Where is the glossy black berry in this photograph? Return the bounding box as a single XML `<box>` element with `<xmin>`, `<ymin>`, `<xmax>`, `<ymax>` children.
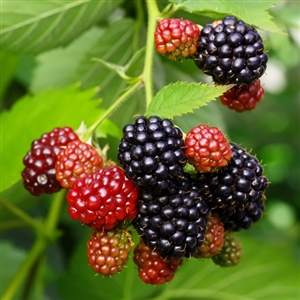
<box><xmin>118</xmin><ymin>116</ymin><xmax>186</xmax><ymax>191</ymax></box>
<box><xmin>196</xmin><ymin>143</ymin><xmax>268</xmax><ymax>231</ymax></box>
<box><xmin>133</xmin><ymin>176</ymin><xmax>210</xmax><ymax>259</ymax></box>
<box><xmin>194</xmin><ymin>15</ymin><xmax>268</xmax><ymax>85</ymax></box>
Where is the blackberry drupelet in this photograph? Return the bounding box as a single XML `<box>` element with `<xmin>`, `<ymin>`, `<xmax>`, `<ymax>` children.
<box><xmin>55</xmin><ymin>140</ymin><xmax>103</xmax><ymax>189</ymax></box>
<box><xmin>133</xmin><ymin>175</ymin><xmax>210</xmax><ymax>259</ymax></box>
<box><xmin>220</xmin><ymin>79</ymin><xmax>264</xmax><ymax>112</ymax></box>
<box><xmin>66</xmin><ymin>166</ymin><xmax>139</xmax><ymax>230</ymax></box>
<box><xmin>194</xmin><ymin>15</ymin><xmax>268</xmax><ymax>85</ymax></box>
<box><xmin>212</xmin><ymin>233</ymin><xmax>242</xmax><ymax>267</ymax></box>
<box><xmin>87</xmin><ymin>228</ymin><xmax>133</xmax><ymax>276</ymax></box>
<box><xmin>155</xmin><ymin>18</ymin><xmax>200</xmax><ymax>61</ymax></box>
<box><xmin>197</xmin><ymin>142</ymin><xmax>268</xmax><ymax>231</ymax></box>
<box><xmin>22</xmin><ymin>127</ymin><xmax>79</xmax><ymax>196</ymax></box>
<box><xmin>117</xmin><ymin>116</ymin><xmax>187</xmax><ymax>191</ymax></box>
<box><xmin>194</xmin><ymin>215</ymin><xmax>225</xmax><ymax>258</ymax></box>
<box><xmin>133</xmin><ymin>240</ymin><xmax>183</xmax><ymax>284</ymax></box>
<box><xmin>184</xmin><ymin>124</ymin><xmax>232</xmax><ymax>172</ymax></box>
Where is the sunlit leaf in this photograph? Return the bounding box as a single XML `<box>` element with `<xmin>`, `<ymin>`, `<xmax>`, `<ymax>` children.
<box><xmin>0</xmin><ymin>0</ymin><xmax>122</xmax><ymax>54</ymax></box>
<box><xmin>170</xmin><ymin>0</ymin><xmax>285</xmax><ymax>34</ymax></box>
<box><xmin>146</xmin><ymin>82</ymin><xmax>232</xmax><ymax>119</ymax></box>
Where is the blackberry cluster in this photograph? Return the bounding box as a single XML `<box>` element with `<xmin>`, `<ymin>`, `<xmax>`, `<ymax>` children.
<box><xmin>117</xmin><ymin>116</ymin><xmax>186</xmax><ymax>192</ymax></box>
<box><xmin>133</xmin><ymin>174</ymin><xmax>210</xmax><ymax>259</ymax></box>
<box><xmin>194</xmin><ymin>16</ymin><xmax>268</xmax><ymax>85</ymax></box>
<box><xmin>197</xmin><ymin>142</ymin><xmax>268</xmax><ymax>231</ymax></box>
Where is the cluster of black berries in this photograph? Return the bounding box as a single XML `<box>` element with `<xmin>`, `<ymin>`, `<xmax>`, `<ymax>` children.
<box><xmin>154</xmin><ymin>15</ymin><xmax>268</xmax><ymax>112</ymax></box>
<box><xmin>117</xmin><ymin>116</ymin><xmax>269</xmax><ymax>263</ymax></box>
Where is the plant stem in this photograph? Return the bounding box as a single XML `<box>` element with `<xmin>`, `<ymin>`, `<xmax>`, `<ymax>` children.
<box><xmin>1</xmin><ymin>191</ymin><xmax>65</xmax><ymax>300</ymax></box>
<box><xmin>83</xmin><ymin>79</ymin><xmax>143</xmax><ymax>140</ymax></box>
<box><xmin>0</xmin><ymin>200</ymin><xmax>51</xmax><ymax>240</ymax></box>
<box><xmin>142</xmin><ymin>0</ymin><xmax>161</xmax><ymax>108</ymax></box>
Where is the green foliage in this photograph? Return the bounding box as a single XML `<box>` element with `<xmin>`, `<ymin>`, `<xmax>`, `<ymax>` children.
<box><xmin>147</xmin><ymin>82</ymin><xmax>232</xmax><ymax>118</ymax></box>
<box><xmin>170</xmin><ymin>0</ymin><xmax>285</xmax><ymax>33</ymax></box>
<box><xmin>1</xmin><ymin>0</ymin><xmax>299</xmax><ymax>300</ymax></box>
<box><xmin>0</xmin><ymin>85</ymin><xmax>119</xmax><ymax>192</ymax></box>
<box><xmin>0</xmin><ymin>0</ymin><xmax>122</xmax><ymax>54</ymax></box>
<box><xmin>57</xmin><ymin>231</ymin><xmax>299</xmax><ymax>300</ymax></box>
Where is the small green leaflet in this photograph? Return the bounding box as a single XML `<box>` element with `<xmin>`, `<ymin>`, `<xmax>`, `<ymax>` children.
<box><xmin>146</xmin><ymin>82</ymin><xmax>232</xmax><ymax>119</ymax></box>
<box><xmin>169</xmin><ymin>0</ymin><xmax>285</xmax><ymax>34</ymax></box>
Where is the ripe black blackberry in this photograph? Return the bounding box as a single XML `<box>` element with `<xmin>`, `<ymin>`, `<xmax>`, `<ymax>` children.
<box><xmin>117</xmin><ymin>116</ymin><xmax>186</xmax><ymax>191</ymax></box>
<box><xmin>197</xmin><ymin>142</ymin><xmax>268</xmax><ymax>231</ymax></box>
<box><xmin>133</xmin><ymin>174</ymin><xmax>210</xmax><ymax>259</ymax></box>
<box><xmin>194</xmin><ymin>16</ymin><xmax>268</xmax><ymax>85</ymax></box>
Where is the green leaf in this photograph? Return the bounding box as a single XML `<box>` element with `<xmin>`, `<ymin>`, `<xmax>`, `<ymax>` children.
<box><xmin>76</xmin><ymin>19</ymin><xmax>135</xmax><ymax>101</ymax></box>
<box><xmin>146</xmin><ymin>82</ymin><xmax>232</xmax><ymax>119</ymax></box>
<box><xmin>30</xmin><ymin>26</ymin><xmax>105</xmax><ymax>93</ymax></box>
<box><xmin>0</xmin><ymin>51</ymin><xmax>19</xmax><ymax>101</ymax></box>
<box><xmin>151</xmin><ymin>233</ymin><xmax>299</xmax><ymax>300</ymax></box>
<box><xmin>170</xmin><ymin>0</ymin><xmax>285</xmax><ymax>34</ymax></box>
<box><xmin>55</xmin><ymin>229</ymin><xmax>299</xmax><ymax>300</ymax></box>
<box><xmin>0</xmin><ymin>85</ymin><xmax>118</xmax><ymax>192</ymax></box>
<box><xmin>0</xmin><ymin>0</ymin><xmax>122</xmax><ymax>54</ymax></box>
<box><xmin>0</xmin><ymin>241</ymin><xmax>27</xmax><ymax>297</ymax></box>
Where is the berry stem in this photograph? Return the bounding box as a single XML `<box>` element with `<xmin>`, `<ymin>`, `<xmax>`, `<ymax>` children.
<box><xmin>0</xmin><ymin>199</ymin><xmax>52</xmax><ymax>240</ymax></box>
<box><xmin>142</xmin><ymin>0</ymin><xmax>161</xmax><ymax>108</ymax></box>
<box><xmin>1</xmin><ymin>191</ymin><xmax>65</xmax><ymax>300</ymax></box>
<box><xmin>83</xmin><ymin>79</ymin><xmax>143</xmax><ymax>141</ymax></box>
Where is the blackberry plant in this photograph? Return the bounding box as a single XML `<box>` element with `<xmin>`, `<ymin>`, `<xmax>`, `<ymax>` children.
<box><xmin>2</xmin><ymin>1</ymin><xmax>295</xmax><ymax>300</ymax></box>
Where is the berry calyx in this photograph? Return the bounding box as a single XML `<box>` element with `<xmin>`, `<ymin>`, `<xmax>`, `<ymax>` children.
<box><xmin>133</xmin><ymin>240</ymin><xmax>183</xmax><ymax>284</ymax></box>
<box><xmin>66</xmin><ymin>166</ymin><xmax>139</xmax><ymax>229</ymax></box>
<box><xmin>194</xmin><ymin>216</ymin><xmax>225</xmax><ymax>258</ymax></box>
<box><xmin>220</xmin><ymin>79</ymin><xmax>265</xmax><ymax>112</ymax></box>
<box><xmin>212</xmin><ymin>233</ymin><xmax>242</xmax><ymax>267</ymax></box>
<box><xmin>184</xmin><ymin>124</ymin><xmax>232</xmax><ymax>172</ymax></box>
<box><xmin>87</xmin><ymin>228</ymin><xmax>133</xmax><ymax>276</ymax></box>
<box><xmin>21</xmin><ymin>127</ymin><xmax>79</xmax><ymax>196</ymax></box>
<box><xmin>155</xmin><ymin>18</ymin><xmax>200</xmax><ymax>60</ymax></box>
<box><xmin>55</xmin><ymin>140</ymin><xmax>103</xmax><ymax>189</ymax></box>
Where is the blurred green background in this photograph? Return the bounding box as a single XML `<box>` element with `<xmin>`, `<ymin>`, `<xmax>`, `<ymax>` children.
<box><xmin>1</xmin><ymin>1</ymin><xmax>299</xmax><ymax>299</ymax></box>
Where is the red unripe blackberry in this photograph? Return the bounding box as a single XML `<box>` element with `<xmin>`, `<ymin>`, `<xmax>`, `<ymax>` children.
<box><xmin>87</xmin><ymin>228</ymin><xmax>133</xmax><ymax>276</ymax></box>
<box><xmin>197</xmin><ymin>142</ymin><xmax>268</xmax><ymax>231</ymax></box>
<box><xmin>55</xmin><ymin>140</ymin><xmax>103</xmax><ymax>189</ymax></box>
<box><xmin>194</xmin><ymin>16</ymin><xmax>268</xmax><ymax>85</ymax></box>
<box><xmin>22</xmin><ymin>127</ymin><xmax>79</xmax><ymax>196</ymax></box>
<box><xmin>66</xmin><ymin>166</ymin><xmax>139</xmax><ymax>229</ymax></box>
<box><xmin>155</xmin><ymin>18</ymin><xmax>200</xmax><ymax>60</ymax></box>
<box><xmin>184</xmin><ymin>124</ymin><xmax>232</xmax><ymax>172</ymax></box>
<box><xmin>220</xmin><ymin>79</ymin><xmax>264</xmax><ymax>112</ymax></box>
<box><xmin>194</xmin><ymin>216</ymin><xmax>225</xmax><ymax>258</ymax></box>
<box><xmin>133</xmin><ymin>240</ymin><xmax>183</xmax><ymax>284</ymax></box>
<box><xmin>212</xmin><ymin>233</ymin><xmax>242</xmax><ymax>267</ymax></box>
